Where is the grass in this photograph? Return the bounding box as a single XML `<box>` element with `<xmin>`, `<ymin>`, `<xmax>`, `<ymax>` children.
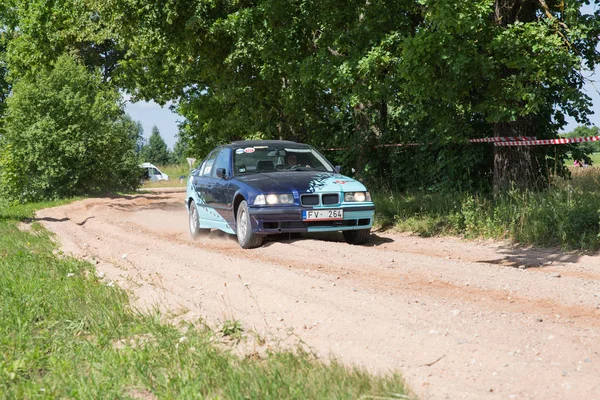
<box><xmin>0</xmin><ymin>200</ymin><xmax>409</xmax><ymax>399</ymax></box>
<box><xmin>374</xmin><ymin>167</ymin><xmax>600</xmax><ymax>251</ymax></box>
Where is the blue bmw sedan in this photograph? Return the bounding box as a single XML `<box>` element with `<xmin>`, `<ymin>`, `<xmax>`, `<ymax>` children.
<box><xmin>185</xmin><ymin>140</ymin><xmax>375</xmax><ymax>248</ymax></box>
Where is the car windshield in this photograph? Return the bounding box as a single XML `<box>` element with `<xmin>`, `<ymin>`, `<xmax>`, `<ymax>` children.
<box><xmin>233</xmin><ymin>145</ymin><xmax>334</xmax><ymax>175</ymax></box>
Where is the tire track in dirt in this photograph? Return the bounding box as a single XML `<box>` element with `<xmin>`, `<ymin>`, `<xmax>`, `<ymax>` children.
<box><xmin>35</xmin><ymin>193</ymin><xmax>600</xmax><ymax>400</ymax></box>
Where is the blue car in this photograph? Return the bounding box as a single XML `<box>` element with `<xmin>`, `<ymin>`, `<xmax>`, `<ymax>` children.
<box><xmin>185</xmin><ymin>140</ymin><xmax>375</xmax><ymax>248</ymax></box>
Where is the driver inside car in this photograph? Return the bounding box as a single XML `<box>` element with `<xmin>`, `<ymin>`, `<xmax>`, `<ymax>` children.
<box><xmin>285</xmin><ymin>153</ymin><xmax>311</xmax><ymax>169</ymax></box>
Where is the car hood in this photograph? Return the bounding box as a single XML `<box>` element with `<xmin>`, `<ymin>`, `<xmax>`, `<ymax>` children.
<box><xmin>235</xmin><ymin>171</ymin><xmax>367</xmax><ymax>194</ymax></box>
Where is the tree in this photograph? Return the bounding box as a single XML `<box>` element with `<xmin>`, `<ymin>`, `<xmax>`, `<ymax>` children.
<box><xmin>141</xmin><ymin>126</ymin><xmax>171</xmax><ymax>165</ymax></box>
<box><xmin>565</xmin><ymin>125</ymin><xmax>600</xmax><ymax>162</ymax></box>
<box><xmin>170</xmin><ymin>135</ymin><xmax>189</xmax><ymax>164</ymax></box>
<box><xmin>120</xmin><ymin>114</ymin><xmax>146</xmax><ymax>154</ymax></box>
<box><xmin>2</xmin><ymin>0</ymin><xmax>126</xmax><ymax>84</ymax></box>
<box><xmin>13</xmin><ymin>0</ymin><xmax>598</xmax><ymax>191</ymax></box>
<box><xmin>0</xmin><ymin>3</ymin><xmax>14</xmax><ymax>123</ymax></box>
<box><xmin>0</xmin><ymin>55</ymin><xmax>141</xmax><ymax>202</ymax></box>
<box><xmin>400</xmin><ymin>1</ymin><xmax>600</xmax><ymax>190</ymax></box>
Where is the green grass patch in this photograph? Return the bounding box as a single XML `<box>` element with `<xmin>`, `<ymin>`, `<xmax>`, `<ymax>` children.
<box><xmin>374</xmin><ymin>171</ymin><xmax>600</xmax><ymax>251</ymax></box>
<box><xmin>156</xmin><ymin>163</ymin><xmax>192</xmax><ymax>179</ymax></box>
<box><xmin>0</xmin><ymin>201</ymin><xmax>409</xmax><ymax>398</ymax></box>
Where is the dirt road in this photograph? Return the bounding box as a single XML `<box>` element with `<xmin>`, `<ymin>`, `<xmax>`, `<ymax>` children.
<box><xmin>35</xmin><ymin>192</ymin><xmax>600</xmax><ymax>399</ymax></box>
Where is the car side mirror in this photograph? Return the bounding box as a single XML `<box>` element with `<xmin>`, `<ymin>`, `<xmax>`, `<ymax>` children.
<box><xmin>334</xmin><ymin>165</ymin><xmax>341</xmax><ymax>173</ymax></box>
<box><xmin>190</xmin><ymin>168</ymin><xmax>197</xmax><ymax>176</ymax></box>
<box><xmin>216</xmin><ymin>168</ymin><xmax>227</xmax><ymax>178</ymax></box>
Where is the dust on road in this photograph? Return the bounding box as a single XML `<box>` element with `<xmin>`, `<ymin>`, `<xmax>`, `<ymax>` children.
<box><xmin>35</xmin><ymin>192</ymin><xmax>600</xmax><ymax>400</ymax></box>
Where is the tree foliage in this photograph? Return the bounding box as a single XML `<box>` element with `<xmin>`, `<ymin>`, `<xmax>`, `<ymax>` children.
<box><xmin>170</xmin><ymin>135</ymin><xmax>190</xmax><ymax>164</ymax></box>
<box><xmin>141</xmin><ymin>126</ymin><xmax>171</xmax><ymax>165</ymax></box>
<box><xmin>0</xmin><ymin>55</ymin><xmax>140</xmax><ymax>202</ymax></box>
<box><xmin>2</xmin><ymin>0</ymin><xmax>600</xmax><ymax>192</ymax></box>
<box><xmin>565</xmin><ymin>125</ymin><xmax>600</xmax><ymax>162</ymax></box>
<box><xmin>80</xmin><ymin>0</ymin><xmax>599</xmax><ymax>190</ymax></box>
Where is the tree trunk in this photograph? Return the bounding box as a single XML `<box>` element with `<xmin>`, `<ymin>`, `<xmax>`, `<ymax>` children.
<box><xmin>492</xmin><ymin>0</ymin><xmax>540</xmax><ymax>192</ymax></box>
<box><xmin>353</xmin><ymin>102</ymin><xmax>375</xmax><ymax>180</ymax></box>
<box><xmin>493</xmin><ymin>120</ymin><xmax>544</xmax><ymax>191</ymax></box>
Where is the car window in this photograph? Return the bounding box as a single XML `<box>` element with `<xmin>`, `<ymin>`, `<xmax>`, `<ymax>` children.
<box><xmin>212</xmin><ymin>148</ymin><xmax>232</xmax><ymax>177</ymax></box>
<box><xmin>202</xmin><ymin>150</ymin><xmax>219</xmax><ymax>177</ymax></box>
<box><xmin>233</xmin><ymin>145</ymin><xmax>334</xmax><ymax>175</ymax></box>
<box><xmin>194</xmin><ymin>160</ymin><xmax>205</xmax><ymax>176</ymax></box>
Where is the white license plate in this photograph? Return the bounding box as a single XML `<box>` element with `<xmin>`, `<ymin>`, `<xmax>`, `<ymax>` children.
<box><xmin>302</xmin><ymin>209</ymin><xmax>344</xmax><ymax>221</ymax></box>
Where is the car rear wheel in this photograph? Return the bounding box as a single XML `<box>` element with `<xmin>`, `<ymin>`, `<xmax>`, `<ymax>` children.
<box><xmin>188</xmin><ymin>200</ymin><xmax>208</xmax><ymax>239</ymax></box>
<box><xmin>343</xmin><ymin>228</ymin><xmax>371</xmax><ymax>245</ymax></box>
<box><xmin>236</xmin><ymin>200</ymin><xmax>264</xmax><ymax>249</ymax></box>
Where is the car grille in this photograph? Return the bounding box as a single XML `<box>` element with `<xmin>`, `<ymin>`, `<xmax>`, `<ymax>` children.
<box><xmin>322</xmin><ymin>194</ymin><xmax>339</xmax><ymax>205</ymax></box>
<box><xmin>300</xmin><ymin>193</ymin><xmax>339</xmax><ymax>206</ymax></box>
<box><xmin>261</xmin><ymin>219</ymin><xmax>371</xmax><ymax>230</ymax></box>
<box><xmin>301</xmin><ymin>194</ymin><xmax>320</xmax><ymax>206</ymax></box>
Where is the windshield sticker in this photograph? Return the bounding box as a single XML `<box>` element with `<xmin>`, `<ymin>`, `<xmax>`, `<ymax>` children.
<box><xmin>334</xmin><ymin>180</ymin><xmax>348</xmax><ymax>184</ymax></box>
<box><xmin>244</xmin><ymin>147</ymin><xmax>256</xmax><ymax>153</ymax></box>
<box><xmin>235</xmin><ymin>148</ymin><xmax>244</xmax><ymax>154</ymax></box>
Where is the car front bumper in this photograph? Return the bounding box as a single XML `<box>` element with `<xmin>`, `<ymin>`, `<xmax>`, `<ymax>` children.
<box><xmin>247</xmin><ymin>205</ymin><xmax>375</xmax><ymax>235</ymax></box>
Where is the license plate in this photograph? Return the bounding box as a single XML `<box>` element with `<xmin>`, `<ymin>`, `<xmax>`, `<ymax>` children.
<box><xmin>302</xmin><ymin>209</ymin><xmax>344</xmax><ymax>221</ymax></box>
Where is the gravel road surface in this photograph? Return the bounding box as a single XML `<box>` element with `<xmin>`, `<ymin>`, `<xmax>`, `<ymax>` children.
<box><xmin>35</xmin><ymin>192</ymin><xmax>600</xmax><ymax>399</ymax></box>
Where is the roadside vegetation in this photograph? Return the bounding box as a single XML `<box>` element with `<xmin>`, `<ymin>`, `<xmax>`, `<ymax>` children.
<box><xmin>374</xmin><ymin>166</ymin><xmax>600</xmax><ymax>252</ymax></box>
<box><xmin>0</xmin><ymin>201</ymin><xmax>409</xmax><ymax>398</ymax></box>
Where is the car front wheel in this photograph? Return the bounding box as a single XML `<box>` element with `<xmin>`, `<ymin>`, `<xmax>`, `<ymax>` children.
<box><xmin>188</xmin><ymin>200</ymin><xmax>208</xmax><ymax>239</ymax></box>
<box><xmin>343</xmin><ymin>228</ymin><xmax>371</xmax><ymax>245</ymax></box>
<box><xmin>236</xmin><ymin>200</ymin><xmax>264</xmax><ymax>249</ymax></box>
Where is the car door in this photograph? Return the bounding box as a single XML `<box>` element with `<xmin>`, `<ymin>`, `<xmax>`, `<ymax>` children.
<box><xmin>210</xmin><ymin>147</ymin><xmax>235</xmax><ymax>225</ymax></box>
<box><xmin>193</xmin><ymin>149</ymin><xmax>219</xmax><ymax>221</ymax></box>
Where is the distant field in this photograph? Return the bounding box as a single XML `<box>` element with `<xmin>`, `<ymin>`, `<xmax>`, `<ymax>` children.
<box><xmin>590</xmin><ymin>152</ymin><xmax>600</xmax><ymax>165</ymax></box>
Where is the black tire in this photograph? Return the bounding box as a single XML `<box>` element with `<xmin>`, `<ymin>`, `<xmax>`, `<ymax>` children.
<box><xmin>236</xmin><ymin>200</ymin><xmax>264</xmax><ymax>249</ymax></box>
<box><xmin>343</xmin><ymin>228</ymin><xmax>371</xmax><ymax>245</ymax></box>
<box><xmin>188</xmin><ymin>200</ymin><xmax>208</xmax><ymax>239</ymax></box>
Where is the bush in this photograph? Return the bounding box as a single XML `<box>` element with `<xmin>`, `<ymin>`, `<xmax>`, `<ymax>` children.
<box><xmin>374</xmin><ymin>183</ymin><xmax>600</xmax><ymax>251</ymax></box>
<box><xmin>0</xmin><ymin>55</ymin><xmax>140</xmax><ymax>202</ymax></box>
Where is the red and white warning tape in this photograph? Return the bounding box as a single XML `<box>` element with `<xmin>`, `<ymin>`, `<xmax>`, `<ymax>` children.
<box><xmin>494</xmin><ymin>135</ymin><xmax>600</xmax><ymax>146</ymax></box>
<box><xmin>324</xmin><ymin>136</ymin><xmax>600</xmax><ymax>150</ymax></box>
<box><xmin>469</xmin><ymin>136</ymin><xmax>536</xmax><ymax>143</ymax></box>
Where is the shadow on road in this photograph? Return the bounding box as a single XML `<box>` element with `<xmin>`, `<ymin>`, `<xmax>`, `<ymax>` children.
<box><xmin>477</xmin><ymin>245</ymin><xmax>584</xmax><ymax>269</ymax></box>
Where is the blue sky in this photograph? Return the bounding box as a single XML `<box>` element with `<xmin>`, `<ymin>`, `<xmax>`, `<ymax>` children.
<box><xmin>124</xmin><ymin>100</ymin><xmax>181</xmax><ymax>150</ymax></box>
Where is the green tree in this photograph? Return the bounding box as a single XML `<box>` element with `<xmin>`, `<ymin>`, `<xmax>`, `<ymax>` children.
<box><xmin>2</xmin><ymin>0</ymin><xmax>125</xmax><ymax>84</ymax></box>
<box><xmin>170</xmin><ymin>134</ymin><xmax>189</xmax><ymax>164</ymax></box>
<box><xmin>141</xmin><ymin>126</ymin><xmax>171</xmax><ymax>165</ymax></box>
<box><xmin>0</xmin><ymin>55</ymin><xmax>140</xmax><ymax>202</ymax></box>
<box><xmin>92</xmin><ymin>0</ymin><xmax>600</xmax><ymax>190</ymax></box>
<box><xmin>12</xmin><ymin>0</ymin><xmax>598</xmax><ymax>191</ymax></box>
<box><xmin>400</xmin><ymin>1</ymin><xmax>600</xmax><ymax>190</ymax></box>
<box><xmin>565</xmin><ymin>125</ymin><xmax>600</xmax><ymax>162</ymax></box>
<box><xmin>120</xmin><ymin>114</ymin><xmax>146</xmax><ymax>154</ymax></box>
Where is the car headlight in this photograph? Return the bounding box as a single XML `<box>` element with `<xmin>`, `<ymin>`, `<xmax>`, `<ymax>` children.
<box><xmin>344</xmin><ymin>191</ymin><xmax>371</xmax><ymax>202</ymax></box>
<box><xmin>254</xmin><ymin>194</ymin><xmax>294</xmax><ymax>205</ymax></box>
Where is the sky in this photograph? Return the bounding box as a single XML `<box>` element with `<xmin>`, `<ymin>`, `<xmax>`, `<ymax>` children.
<box><xmin>124</xmin><ymin>100</ymin><xmax>181</xmax><ymax>150</ymax></box>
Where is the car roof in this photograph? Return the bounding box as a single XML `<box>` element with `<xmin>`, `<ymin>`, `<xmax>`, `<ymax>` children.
<box><xmin>229</xmin><ymin>140</ymin><xmax>310</xmax><ymax>148</ymax></box>
<box><xmin>140</xmin><ymin>162</ymin><xmax>157</xmax><ymax>168</ymax></box>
